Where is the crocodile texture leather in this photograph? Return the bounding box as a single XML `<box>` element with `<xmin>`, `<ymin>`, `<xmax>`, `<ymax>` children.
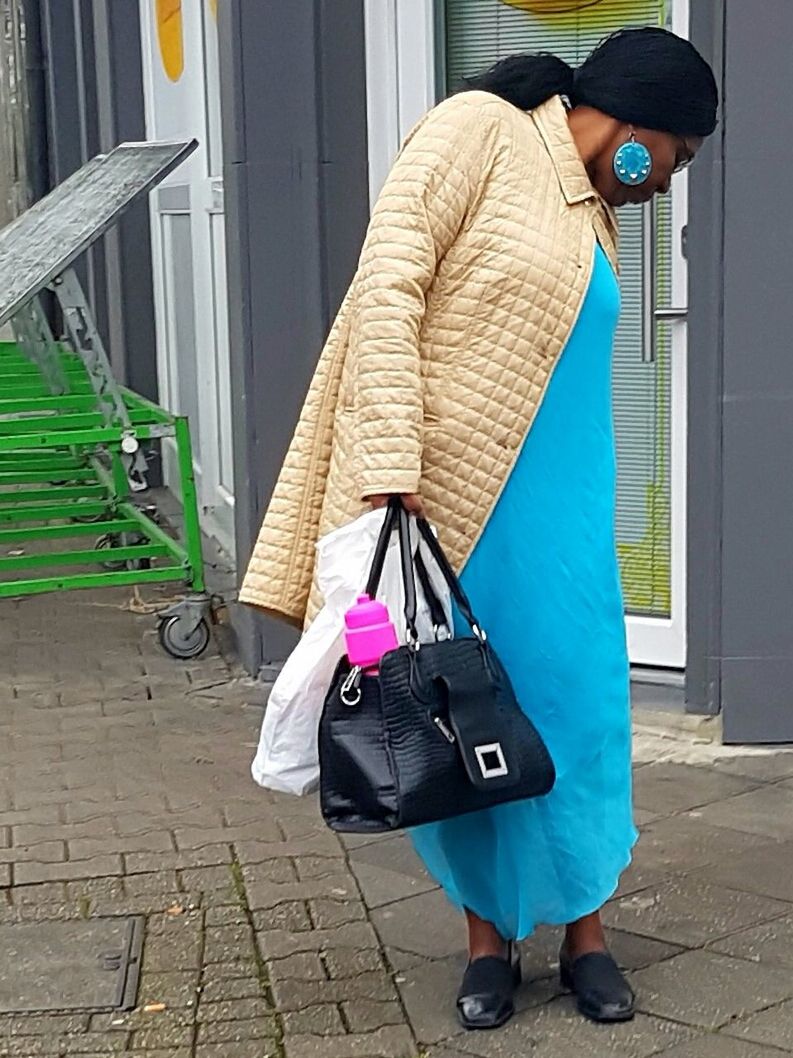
<box><xmin>319</xmin><ymin>637</ymin><xmax>556</xmax><ymax>833</ymax></box>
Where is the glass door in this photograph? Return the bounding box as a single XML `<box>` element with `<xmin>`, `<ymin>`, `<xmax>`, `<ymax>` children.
<box><xmin>442</xmin><ymin>0</ymin><xmax>688</xmax><ymax>668</ymax></box>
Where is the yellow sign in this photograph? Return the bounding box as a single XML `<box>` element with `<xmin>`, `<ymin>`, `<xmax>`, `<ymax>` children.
<box><xmin>499</xmin><ymin>0</ymin><xmax>662</xmax><ymax>27</ymax></box>
<box><xmin>209</xmin><ymin>0</ymin><xmax>217</xmax><ymax>18</ymax></box>
<box><xmin>156</xmin><ymin>0</ymin><xmax>184</xmax><ymax>83</ymax></box>
<box><xmin>501</xmin><ymin>0</ymin><xmax>605</xmax><ymax>10</ymax></box>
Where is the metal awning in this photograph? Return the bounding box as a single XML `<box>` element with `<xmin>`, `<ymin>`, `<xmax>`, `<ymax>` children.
<box><xmin>0</xmin><ymin>139</ymin><xmax>197</xmax><ymax>329</ymax></box>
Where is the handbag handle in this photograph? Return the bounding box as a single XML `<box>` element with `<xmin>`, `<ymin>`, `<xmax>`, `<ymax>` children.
<box><xmin>414</xmin><ymin>548</ymin><xmax>449</xmax><ymax>634</ymax></box>
<box><xmin>364</xmin><ymin>497</ymin><xmax>485</xmax><ymax>644</ymax></box>
<box><xmin>396</xmin><ymin>503</ymin><xmax>420</xmax><ymax>644</ymax></box>
<box><xmin>413</xmin><ymin>516</ymin><xmax>485</xmax><ymax>639</ymax></box>
<box><xmin>364</xmin><ymin>498</ymin><xmax>401</xmax><ymax>599</ymax></box>
<box><xmin>365</xmin><ymin>499</ymin><xmax>449</xmax><ymax>638</ymax></box>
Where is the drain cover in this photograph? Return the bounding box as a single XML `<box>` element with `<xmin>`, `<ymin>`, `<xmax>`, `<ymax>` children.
<box><xmin>0</xmin><ymin>917</ymin><xmax>143</xmax><ymax>1014</ymax></box>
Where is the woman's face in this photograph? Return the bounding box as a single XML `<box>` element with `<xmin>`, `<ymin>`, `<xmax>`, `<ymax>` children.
<box><xmin>592</xmin><ymin>126</ymin><xmax>703</xmax><ymax>207</ymax></box>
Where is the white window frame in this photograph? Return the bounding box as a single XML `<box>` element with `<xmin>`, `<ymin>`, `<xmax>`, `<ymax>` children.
<box><xmin>626</xmin><ymin>0</ymin><xmax>689</xmax><ymax>669</ymax></box>
<box><xmin>364</xmin><ymin>0</ymin><xmax>437</xmax><ymax>205</ymax></box>
<box><xmin>138</xmin><ymin>0</ymin><xmax>236</xmax><ymax>558</ymax></box>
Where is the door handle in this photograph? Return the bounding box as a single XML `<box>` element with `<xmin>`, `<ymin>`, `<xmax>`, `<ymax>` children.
<box><xmin>645</xmin><ymin>306</ymin><xmax>688</xmax><ymax>364</ymax></box>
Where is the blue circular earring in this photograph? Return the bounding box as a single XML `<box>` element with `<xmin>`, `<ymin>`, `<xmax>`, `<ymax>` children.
<box><xmin>613</xmin><ymin>134</ymin><xmax>652</xmax><ymax>186</ymax></box>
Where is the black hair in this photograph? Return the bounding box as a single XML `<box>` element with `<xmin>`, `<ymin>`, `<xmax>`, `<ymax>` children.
<box><xmin>465</xmin><ymin>27</ymin><xmax>718</xmax><ymax>138</ymax></box>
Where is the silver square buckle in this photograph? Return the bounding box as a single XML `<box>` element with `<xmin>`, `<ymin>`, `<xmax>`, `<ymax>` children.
<box><xmin>474</xmin><ymin>742</ymin><xmax>508</xmax><ymax>780</ymax></box>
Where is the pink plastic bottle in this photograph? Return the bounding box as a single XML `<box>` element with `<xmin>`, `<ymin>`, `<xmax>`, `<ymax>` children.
<box><xmin>344</xmin><ymin>594</ymin><xmax>398</xmax><ymax>674</ymax></box>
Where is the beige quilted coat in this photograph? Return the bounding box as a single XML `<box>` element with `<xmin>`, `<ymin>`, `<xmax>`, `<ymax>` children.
<box><xmin>241</xmin><ymin>92</ymin><xmax>618</xmax><ymax>627</ymax></box>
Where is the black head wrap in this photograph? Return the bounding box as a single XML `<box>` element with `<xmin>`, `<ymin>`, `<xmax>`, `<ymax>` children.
<box><xmin>465</xmin><ymin>27</ymin><xmax>718</xmax><ymax>138</ymax></box>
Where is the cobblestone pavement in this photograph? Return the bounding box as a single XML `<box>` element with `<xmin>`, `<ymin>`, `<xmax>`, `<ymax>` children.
<box><xmin>3</xmin><ymin>587</ymin><xmax>793</xmax><ymax>1057</ymax></box>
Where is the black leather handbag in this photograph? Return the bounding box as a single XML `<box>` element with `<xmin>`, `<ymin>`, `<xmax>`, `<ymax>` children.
<box><xmin>319</xmin><ymin>499</ymin><xmax>556</xmax><ymax>833</ymax></box>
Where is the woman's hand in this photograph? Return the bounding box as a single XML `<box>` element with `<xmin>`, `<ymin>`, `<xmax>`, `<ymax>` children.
<box><xmin>367</xmin><ymin>493</ymin><xmax>425</xmax><ymax>518</ymax></box>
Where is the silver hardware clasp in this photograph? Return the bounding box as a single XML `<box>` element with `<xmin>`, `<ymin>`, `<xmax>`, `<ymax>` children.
<box><xmin>433</xmin><ymin>716</ymin><xmax>456</xmax><ymax>744</ymax></box>
<box><xmin>340</xmin><ymin>666</ymin><xmax>362</xmax><ymax>707</ymax></box>
<box><xmin>474</xmin><ymin>742</ymin><xmax>508</xmax><ymax>780</ymax></box>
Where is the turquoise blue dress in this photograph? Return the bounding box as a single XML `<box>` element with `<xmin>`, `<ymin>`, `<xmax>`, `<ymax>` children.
<box><xmin>411</xmin><ymin>245</ymin><xmax>638</xmax><ymax>942</ymax></box>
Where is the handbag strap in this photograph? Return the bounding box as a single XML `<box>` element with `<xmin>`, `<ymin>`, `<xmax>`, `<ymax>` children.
<box><xmin>394</xmin><ymin>503</ymin><xmax>459</xmax><ymax>643</ymax></box>
<box><xmin>396</xmin><ymin>503</ymin><xmax>420</xmax><ymax>643</ymax></box>
<box><xmin>364</xmin><ymin>498</ymin><xmax>401</xmax><ymax>598</ymax></box>
<box><xmin>364</xmin><ymin>497</ymin><xmax>485</xmax><ymax>643</ymax></box>
<box><xmin>414</xmin><ymin>548</ymin><xmax>449</xmax><ymax>633</ymax></box>
<box><xmin>414</xmin><ymin>516</ymin><xmax>484</xmax><ymax>638</ymax></box>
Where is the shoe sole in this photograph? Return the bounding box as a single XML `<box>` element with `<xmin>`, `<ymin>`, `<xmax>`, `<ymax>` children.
<box><xmin>457</xmin><ymin>1002</ymin><xmax>516</xmax><ymax>1031</ymax></box>
<box><xmin>577</xmin><ymin>1000</ymin><xmax>636</xmax><ymax>1024</ymax></box>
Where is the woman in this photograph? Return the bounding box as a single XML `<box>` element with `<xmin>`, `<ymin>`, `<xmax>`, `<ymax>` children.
<box><xmin>241</xmin><ymin>26</ymin><xmax>717</xmax><ymax>1031</ymax></box>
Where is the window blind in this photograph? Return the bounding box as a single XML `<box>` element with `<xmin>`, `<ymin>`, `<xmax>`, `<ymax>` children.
<box><xmin>443</xmin><ymin>0</ymin><xmax>673</xmax><ymax>618</ymax></box>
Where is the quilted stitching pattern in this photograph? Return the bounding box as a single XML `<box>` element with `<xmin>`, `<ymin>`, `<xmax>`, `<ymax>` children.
<box><xmin>240</xmin><ymin>93</ymin><xmax>618</xmax><ymax>626</ymax></box>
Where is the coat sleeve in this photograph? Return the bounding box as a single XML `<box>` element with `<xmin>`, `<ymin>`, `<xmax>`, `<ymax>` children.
<box><xmin>350</xmin><ymin>97</ymin><xmax>505</xmax><ymax>500</ymax></box>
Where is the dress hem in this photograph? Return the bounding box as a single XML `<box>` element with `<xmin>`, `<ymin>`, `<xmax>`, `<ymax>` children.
<box><xmin>422</xmin><ymin>825</ymin><xmax>640</xmax><ymax>943</ymax></box>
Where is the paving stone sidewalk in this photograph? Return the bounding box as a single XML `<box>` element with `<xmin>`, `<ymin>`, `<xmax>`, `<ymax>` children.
<box><xmin>3</xmin><ymin>587</ymin><xmax>793</xmax><ymax>1057</ymax></box>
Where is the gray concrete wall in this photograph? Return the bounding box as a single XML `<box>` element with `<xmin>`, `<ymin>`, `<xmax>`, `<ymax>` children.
<box><xmin>689</xmin><ymin>0</ymin><xmax>793</xmax><ymax>741</ymax></box>
<box><xmin>219</xmin><ymin>0</ymin><xmax>370</xmax><ymax>676</ymax></box>
<box><xmin>89</xmin><ymin>0</ymin><xmax>158</xmax><ymax>402</ymax></box>
<box><xmin>718</xmin><ymin>0</ymin><xmax>793</xmax><ymax>741</ymax></box>
<box><xmin>39</xmin><ymin>0</ymin><xmax>98</xmax><ymax>317</ymax></box>
<box><xmin>21</xmin><ymin>0</ymin><xmax>49</xmax><ymax>206</ymax></box>
<box><xmin>686</xmin><ymin>0</ymin><xmax>725</xmax><ymax>716</ymax></box>
<box><xmin>37</xmin><ymin>0</ymin><xmax>158</xmax><ymax>402</ymax></box>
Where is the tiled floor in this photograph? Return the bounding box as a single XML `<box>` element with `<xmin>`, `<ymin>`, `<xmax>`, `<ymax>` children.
<box><xmin>2</xmin><ymin>585</ymin><xmax>793</xmax><ymax>1056</ymax></box>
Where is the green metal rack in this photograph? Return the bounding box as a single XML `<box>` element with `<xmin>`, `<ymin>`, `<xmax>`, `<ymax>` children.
<box><xmin>0</xmin><ymin>336</ymin><xmax>211</xmax><ymax>658</ymax></box>
<box><xmin>0</xmin><ymin>140</ymin><xmax>211</xmax><ymax>659</ymax></box>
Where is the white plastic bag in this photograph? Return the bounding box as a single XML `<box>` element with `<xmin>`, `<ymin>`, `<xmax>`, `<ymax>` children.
<box><xmin>251</xmin><ymin>509</ymin><xmax>452</xmax><ymax>795</ymax></box>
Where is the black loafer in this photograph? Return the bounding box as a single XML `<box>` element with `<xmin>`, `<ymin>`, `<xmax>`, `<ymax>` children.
<box><xmin>559</xmin><ymin>949</ymin><xmax>635</xmax><ymax>1023</ymax></box>
<box><xmin>457</xmin><ymin>944</ymin><xmax>521</xmax><ymax>1031</ymax></box>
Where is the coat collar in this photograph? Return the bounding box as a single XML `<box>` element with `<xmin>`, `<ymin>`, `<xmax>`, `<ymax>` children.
<box><xmin>531</xmin><ymin>95</ymin><xmax>596</xmax><ymax>205</ymax></box>
<box><xmin>531</xmin><ymin>95</ymin><xmax>619</xmax><ymax>245</ymax></box>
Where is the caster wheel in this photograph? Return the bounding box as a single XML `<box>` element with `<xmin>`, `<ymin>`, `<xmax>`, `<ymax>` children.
<box><xmin>158</xmin><ymin>614</ymin><xmax>211</xmax><ymax>660</ymax></box>
<box><xmin>122</xmin><ymin>532</ymin><xmax>150</xmax><ymax>572</ymax></box>
<box><xmin>95</xmin><ymin>532</ymin><xmax>149</xmax><ymax>571</ymax></box>
<box><xmin>95</xmin><ymin>533</ymin><xmax>126</xmax><ymax>571</ymax></box>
